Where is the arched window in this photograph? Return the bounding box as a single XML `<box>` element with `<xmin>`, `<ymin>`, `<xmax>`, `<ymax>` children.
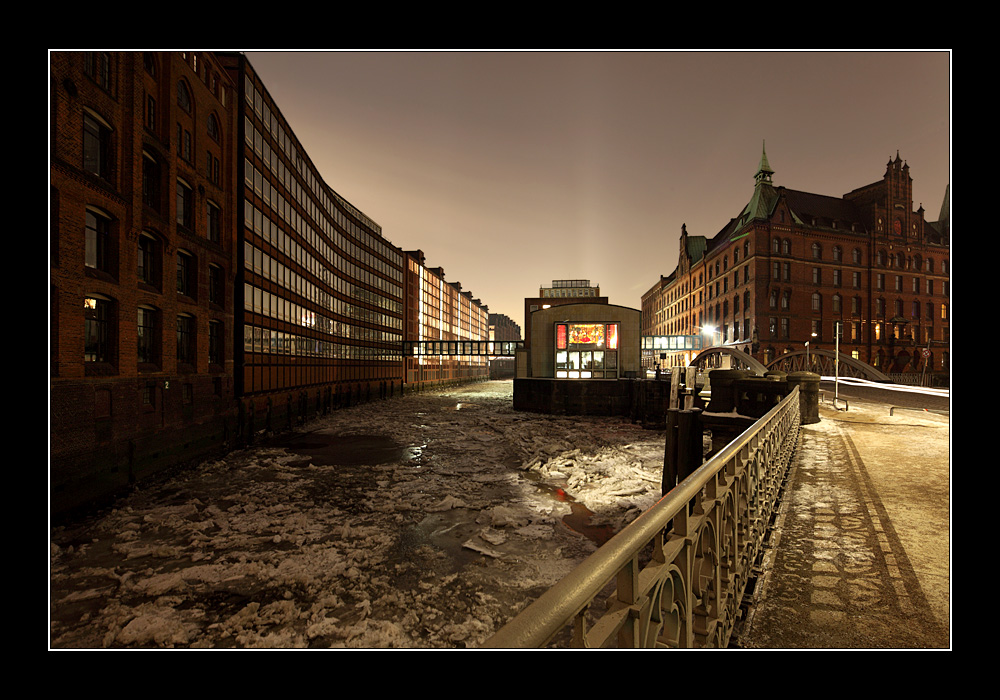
<box><xmin>876</xmin><ymin>249</ymin><xmax>887</xmax><ymax>267</ymax></box>
<box><xmin>177</xmin><ymin>79</ymin><xmax>192</xmax><ymax>113</ymax></box>
<box><xmin>83</xmin><ymin>109</ymin><xmax>113</xmax><ymax>181</ymax></box>
<box><xmin>772</xmin><ymin>237</ymin><xmax>780</xmax><ymax>254</ymax></box>
<box><xmin>853</xmin><ymin>248</ymin><xmax>862</xmax><ymax>264</ymax></box>
<box><xmin>207</xmin><ymin>113</ymin><xmax>221</xmax><ymax>142</ymax></box>
<box><xmin>811</xmin><ymin>292</ymin><xmax>822</xmax><ymax>312</ymax></box>
<box><xmin>812</xmin><ymin>243</ymin><xmax>822</xmax><ymax>260</ymax></box>
<box><xmin>782</xmin><ymin>239</ymin><xmax>792</xmax><ymax>255</ymax></box>
<box><xmin>833</xmin><ymin>245</ymin><xmax>842</xmax><ymax>262</ymax></box>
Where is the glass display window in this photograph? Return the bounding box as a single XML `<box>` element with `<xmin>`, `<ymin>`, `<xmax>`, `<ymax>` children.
<box><xmin>553</xmin><ymin>323</ymin><xmax>621</xmax><ymax>379</ymax></box>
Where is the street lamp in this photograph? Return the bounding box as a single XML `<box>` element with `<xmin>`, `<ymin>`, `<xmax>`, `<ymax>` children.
<box><xmin>698</xmin><ymin>325</ymin><xmax>717</xmax><ymax>347</ymax></box>
<box><xmin>805</xmin><ymin>332</ymin><xmax>816</xmax><ymax>367</ymax></box>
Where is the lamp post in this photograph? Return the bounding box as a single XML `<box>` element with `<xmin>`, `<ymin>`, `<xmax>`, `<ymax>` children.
<box><xmin>805</xmin><ymin>332</ymin><xmax>816</xmax><ymax>368</ymax></box>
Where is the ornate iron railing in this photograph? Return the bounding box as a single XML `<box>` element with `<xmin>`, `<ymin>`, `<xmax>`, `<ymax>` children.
<box><xmin>485</xmin><ymin>386</ymin><xmax>801</xmax><ymax>648</ymax></box>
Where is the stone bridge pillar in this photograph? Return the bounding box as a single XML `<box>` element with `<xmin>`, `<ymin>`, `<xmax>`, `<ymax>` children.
<box><xmin>786</xmin><ymin>371</ymin><xmax>820</xmax><ymax>424</ymax></box>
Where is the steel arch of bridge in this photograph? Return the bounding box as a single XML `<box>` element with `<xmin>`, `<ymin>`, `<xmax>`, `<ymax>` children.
<box><xmin>764</xmin><ymin>348</ymin><xmax>891</xmax><ymax>381</ymax></box>
<box><xmin>689</xmin><ymin>346</ymin><xmax>769</xmax><ymax>375</ymax></box>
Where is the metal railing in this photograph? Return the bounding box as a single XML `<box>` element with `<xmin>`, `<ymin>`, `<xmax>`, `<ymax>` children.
<box><xmin>485</xmin><ymin>386</ymin><xmax>801</xmax><ymax>648</ymax></box>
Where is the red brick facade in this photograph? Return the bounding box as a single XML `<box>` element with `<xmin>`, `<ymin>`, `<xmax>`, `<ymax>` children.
<box><xmin>50</xmin><ymin>52</ymin><xmax>239</xmax><ymax>516</ymax></box>
<box><xmin>641</xmin><ymin>148</ymin><xmax>950</xmax><ymax>382</ymax></box>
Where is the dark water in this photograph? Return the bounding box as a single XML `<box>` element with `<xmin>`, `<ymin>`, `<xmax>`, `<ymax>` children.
<box><xmin>270</xmin><ymin>432</ymin><xmax>411</xmax><ymax>466</ymax></box>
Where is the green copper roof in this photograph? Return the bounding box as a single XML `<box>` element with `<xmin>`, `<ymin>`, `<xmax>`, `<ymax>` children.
<box><xmin>755</xmin><ymin>141</ymin><xmax>774</xmax><ymax>184</ymax></box>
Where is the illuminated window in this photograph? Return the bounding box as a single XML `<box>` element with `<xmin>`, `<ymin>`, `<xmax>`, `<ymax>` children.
<box><xmin>554</xmin><ymin>323</ymin><xmax>620</xmax><ymax>379</ymax></box>
<box><xmin>84</xmin><ymin>295</ymin><xmax>113</xmax><ymax>363</ymax></box>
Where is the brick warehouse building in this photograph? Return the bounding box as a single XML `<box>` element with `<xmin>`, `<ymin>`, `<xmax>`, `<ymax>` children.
<box><xmin>641</xmin><ymin>146</ymin><xmax>949</xmax><ymax>383</ymax></box>
<box><xmin>50</xmin><ymin>52</ymin><xmax>498</xmax><ymax>517</ymax></box>
<box><xmin>403</xmin><ymin>250</ymin><xmax>490</xmax><ymax>389</ymax></box>
<box><xmin>50</xmin><ymin>52</ymin><xmax>239</xmax><ymax>516</ymax></box>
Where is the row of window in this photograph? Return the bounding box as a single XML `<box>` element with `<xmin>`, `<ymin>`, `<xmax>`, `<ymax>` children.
<box><xmin>765</xmin><ymin>316</ymin><xmax>948</xmax><ymax>346</ymax></box>
<box><xmin>243</xmin><ymin>99</ymin><xmax>403</xmax><ymax>287</ymax></box>
<box><xmin>242</xmin><ymin>324</ymin><xmax>401</xmax><ymax>362</ymax></box>
<box><xmin>244</xmin><ymin>243</ymin><xmax>402</xmax><ymax>332</ymax></box>
<box><xmin>771</xmin><ymin>239</ymin><xmax>948</xmax><ymax>272</ymax></box>
<box><xmin>244</xmin><ymin>205</ymin><xmax>403</xmax><ymax>319</ymax></box>
<box><xmin>245</xmin><ymin>78</ymin><xmax>391</xmax><ymax>248</ymax></box>
<box><xmin>87</xmin><ymin>206</ymin><xmax>225</xmax><ymax>305</ymax></box>
<box><xmin>244</xmin><ymin>149</ymin><xmax>402</xmax><ymax>298</ymax></box>
<box><xmin>139</xmin><ymin>149</ymin><xmax>222</xmax><ymax>241</ymax></box>
<box><xmin>243</xmin><ymin>283</ymin><xmax>401</xmax><ymax>346</ymax></box>
<box><xmin>85</xmin><ymin>295</ymin><xmax>225</xmax><ymax>368</ymax></box>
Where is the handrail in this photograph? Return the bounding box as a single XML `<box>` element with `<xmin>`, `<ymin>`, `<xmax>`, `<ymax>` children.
<box><xmin>485</xmin><ymin>386</ymin><xmax>801</xmax><ymax>648</ymax></box>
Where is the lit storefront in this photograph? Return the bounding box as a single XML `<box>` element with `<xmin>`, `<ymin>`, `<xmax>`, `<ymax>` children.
<box><xmin>528</xmin><ymin>303</ymin><xmax>640</xmax><ymax>380</ymax></box>
<box><xmin>554</xmin><ymin>322</ymin><xmax>620</xmax><ymax>378</ymax></box>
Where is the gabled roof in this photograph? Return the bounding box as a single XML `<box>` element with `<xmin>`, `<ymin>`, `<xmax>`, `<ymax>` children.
<box><xmin>783</xmin><ymin>189</ymin><xmax>865</xmax><ymax>229</ymax></box>
<box><xmin>686</xmin><ymin>235</ymin><xmax>707</xmax><ymax>263</ymax></box>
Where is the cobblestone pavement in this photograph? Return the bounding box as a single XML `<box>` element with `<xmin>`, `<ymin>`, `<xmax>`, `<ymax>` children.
<box><xmin>736</xmin><ymin>398</ymin><xmax>950</xmax><ymax>649</ymax></box>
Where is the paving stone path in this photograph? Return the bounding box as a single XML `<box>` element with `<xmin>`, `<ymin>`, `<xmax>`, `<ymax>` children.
<box><xmin>737</xmin><ymin>401</ymin><xmax>949</xmax><ymax>649</ymax></box>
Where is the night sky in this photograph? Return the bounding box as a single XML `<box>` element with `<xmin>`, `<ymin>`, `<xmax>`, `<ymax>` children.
<box><xmin>245</xmin><ymin>50</ymin><xmax>951</xmax><ymax>331</ymax></box>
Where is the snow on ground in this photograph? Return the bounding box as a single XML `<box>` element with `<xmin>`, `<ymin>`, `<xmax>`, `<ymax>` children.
<box><xmin>50</xmin><ymin>380</ymin><xmax>667</xmax><ymax>649</ymax></box>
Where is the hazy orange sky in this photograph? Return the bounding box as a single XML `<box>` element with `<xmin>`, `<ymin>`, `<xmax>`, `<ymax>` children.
<box><xmin>245</xmin><ymin>50</ymin><xmax>951</xmax><ymax>332</ymax></box>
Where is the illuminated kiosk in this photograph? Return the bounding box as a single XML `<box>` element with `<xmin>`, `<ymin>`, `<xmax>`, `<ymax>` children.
<box><xmin>514</xmin><ymin>303</ymin><xmax>642</xmax><ymax>415</ymax></box>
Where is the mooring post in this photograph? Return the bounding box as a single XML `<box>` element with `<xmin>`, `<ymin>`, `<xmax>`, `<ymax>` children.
<box><xmin>662</xmin><ymin>407</ymin><xmax>679</xmax><ymax>496</ymax></box>
<box><xmin>677</xmin><ymin>407</ymin><xmax>704</xmax><ymax>482</ymax></box>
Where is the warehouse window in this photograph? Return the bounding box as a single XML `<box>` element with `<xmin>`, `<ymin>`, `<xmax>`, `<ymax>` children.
<box><xmin>84</xmin><ymin>295</ymin><xmax>114</xmax><ymax>364</ymax></box>
<box><xmin>83</xmin><ymin>111</ymin><xmax>112</xmax><ymax>181</ymax></box>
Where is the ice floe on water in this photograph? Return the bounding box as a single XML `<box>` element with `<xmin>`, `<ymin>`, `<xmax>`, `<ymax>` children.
<box><xmin>50</xmin><ymin>380</ymin><xmax>668</xmax><ymax>649</ymax></box>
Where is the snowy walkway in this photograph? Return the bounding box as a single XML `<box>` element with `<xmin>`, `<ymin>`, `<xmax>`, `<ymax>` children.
<box><xmin>50</xmin><ymin>380</ymin><xmax>668</xmax><ymax>648</ymax></box>
<box><xmin>736</xmin><ymin>398</ymin><xmax>950</xmax><ymax>649</ymax></box>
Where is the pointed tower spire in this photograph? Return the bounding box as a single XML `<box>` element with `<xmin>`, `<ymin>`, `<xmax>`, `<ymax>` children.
<box><xmin>755</xmin><ymin>140</ymin><xmax>774</xmax><ymax>185</ymax></box>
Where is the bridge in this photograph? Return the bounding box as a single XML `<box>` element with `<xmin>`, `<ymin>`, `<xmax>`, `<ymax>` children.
<box><xmin>687</xmin><ymin>345</ymin><xmax>891</xmax><ymax>382</ymax></box>
<box><xmin>485</xmin><ymin>349</ymin><xmax>950</xmax><ymax>648</ymax></box>
<box><xmin>402</xmin><ymin>340</ymin><xmax>523</xmax><ymax>357</ymax></box>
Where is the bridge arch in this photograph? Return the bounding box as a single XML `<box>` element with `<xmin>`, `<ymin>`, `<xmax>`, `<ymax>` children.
<box><xmin>690</xmin><ymin>346</ymin><xmax>769</xmax><ymax>375</ymax></box>
<box><xmin>764</xmin><ymin>348</ymin><xmax>891</xmax><ymax>381</ymax></box>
